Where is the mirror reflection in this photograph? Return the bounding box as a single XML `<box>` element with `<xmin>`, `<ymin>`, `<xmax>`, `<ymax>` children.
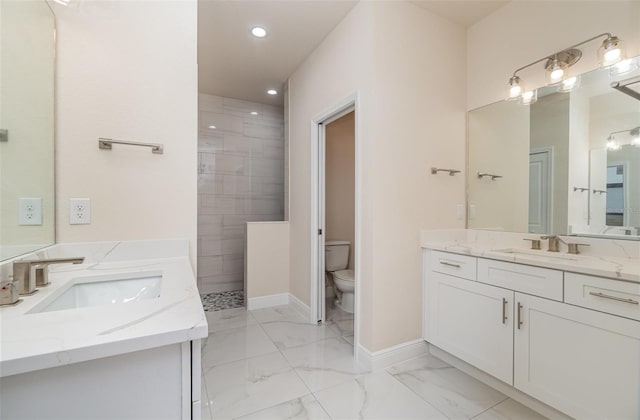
<box><xmin>468</xmin><ymin>56</ymin><xmax>640</xmax><ymax>240</ymax></box>
<box><xmin>0</xmin><ymin>0</ymin><xmax>56</xmax><ymax>260</ymax></box>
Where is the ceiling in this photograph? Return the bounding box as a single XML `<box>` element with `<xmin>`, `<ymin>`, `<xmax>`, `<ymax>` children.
<box><xmin>411</xmin><ymin>1</ymin><xmax>509</xmax><ymax>27</ymax></box>
<box><xmin>198</xmin><ymin>0</ymin><xmax>358</xmax><ymax>106</ymax></box>
<box><xmin>198</xmin><ymin>1</ymin><xmax>510</xmax><ymax>106</ymax></box>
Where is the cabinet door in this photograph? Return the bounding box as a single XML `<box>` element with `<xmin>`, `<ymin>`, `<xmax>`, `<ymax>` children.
<box><xmin>428</xmin><ymin>271</ymin><xmax>514</xmax><ymax>384</ymax></box>
<box><xmin>514</xmin><ymin>293</ymin><xmax>640</xmax><ymax>420</ymax></box>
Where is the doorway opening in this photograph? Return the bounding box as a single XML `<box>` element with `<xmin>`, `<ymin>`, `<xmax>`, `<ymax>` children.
<box><xmin>310</xmin><ymin>95</ymin><xmax>360</xmax><ymax>355</ymax></box>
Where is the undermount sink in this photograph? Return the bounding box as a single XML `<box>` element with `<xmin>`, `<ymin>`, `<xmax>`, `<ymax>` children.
<box><xmin>491</xmin><ymin>248</ymin><xmax>587</xmax><ymax>261</ymax></box>
<box><xmin>29</xmin><ymin>271</ymin><xmax>162</xmax><ymax>314</ymax></box>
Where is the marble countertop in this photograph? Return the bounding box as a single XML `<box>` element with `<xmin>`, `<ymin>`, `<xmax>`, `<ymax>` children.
<box><xmin>420</xmin><ymin>229</ymin><xmax>640</xmax><ymax>283</ymax></box>
<box><xmin>0</xmin><ymin>240</ymin><xmax>208</xmax><ymax>378</ymax></box>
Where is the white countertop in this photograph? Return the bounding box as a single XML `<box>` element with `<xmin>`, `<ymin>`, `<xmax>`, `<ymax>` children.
<box><xmin>421</xmin><ymin>229</ymin><xmax>640</xmax><ymax>283</ymax></box>
<box><xmin>0</xmin><ymin>240</ymin><xmax>208</xmax><ymax>378</ymax></box>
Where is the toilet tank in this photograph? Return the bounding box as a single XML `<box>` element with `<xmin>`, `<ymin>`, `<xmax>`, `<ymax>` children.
<box><xmin>325</xmin><ymin>241</ymin><xmax>350</xmax><ymax>271</ymax></box>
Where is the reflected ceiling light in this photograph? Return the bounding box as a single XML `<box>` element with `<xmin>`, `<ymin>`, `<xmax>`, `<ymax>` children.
<box><xmin>631</xmin><ymin>127</ymin><xmax>640</xmax><ymax>147</ymax></box>
<box><xmin>251</xmin><ymin>26</ymin><xmax>267</xmax><ymax>38</ymax></box>
<box><xmin>208</xmin><ymin>125</ymin><xmax>216</xmax><ymax>129</ymax></box>
<box><xmin>267</xmin><ymin>89</ymin><xmax>278</xmax><ymax>95</ymax></box>
<box><xmin>52</xmin><ymin>0</ymin><xmax>70</xmax><ymax>5</ymax></box>
<box><xmin>250</xmin><ymin>111</ymin><xmax>259</xmax><ymax>115</ymax></box>
<box><xmin>505</xmin><ymin>33</ymin><xmax>625</xmax><ymax>103</ymax></box>
<box><xmin>610</xmin><ymin>58</ymin><xmax>638</xmax><ymax>76</ymax></box>
<box><xmin>519</xmin><ymin>90</ymin><xmax>538</xmax><ymax>105</ymax></box>
<box><xmin>558</xmin><ymin>76</ymin><xmax>580</xmax><ymax>92</ymax></box>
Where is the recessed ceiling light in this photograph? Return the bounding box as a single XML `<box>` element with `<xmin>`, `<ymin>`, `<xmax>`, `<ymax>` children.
<box><xmin>267</xmin><ymin>89</ymin><xmax>278</xmax><ymax>95</ymax></box>
<box><xmin>251</xmin><ymin>27</ymin><xmax>267</xmax><ymax>38</ymax></box>
<box><xmin>208</xmin><ymin>125</ymin><xmax>216</xmax><ymax>129</ymax></box>
<box><xmin>250</xmin><ymin>111</ymin><xmax>259</xmax><ymax>115</ymax></box>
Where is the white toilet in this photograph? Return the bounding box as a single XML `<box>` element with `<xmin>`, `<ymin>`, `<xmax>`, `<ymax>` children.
<box><xmin>325</xmin><ymin>240</ymin><xmax>355</xmax><ymax>313</ymax></box>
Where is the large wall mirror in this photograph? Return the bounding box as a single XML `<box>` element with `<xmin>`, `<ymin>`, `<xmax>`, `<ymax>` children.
<box><xmin>468</xmin><ymin>56</ymin><xmax>640</xmax><ymax>240</ymax></box>
<box><xmin>0</xmin><ymin>1</ymin><xmax>56</xmax><ymax>260</ymax></box>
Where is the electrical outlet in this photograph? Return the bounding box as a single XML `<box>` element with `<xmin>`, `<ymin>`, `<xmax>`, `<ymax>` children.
<box><xmin>469</xmin><ymin>204</ymin><xmax>477</xmax><ymax>220</ymax></box>
<box><xmin>69</xmin><ymin>198</ymin><xmax>91</xmax><ymax>225</ymax></box>
<box><xmin>456</xmin><ymin>204</ymin><xmax>464</xmax><ymax>220</ymax></box>
<box><xmin>18</xmin><ymin>198</ymin><xmax>42</xmax><ymax>225</ymax></box>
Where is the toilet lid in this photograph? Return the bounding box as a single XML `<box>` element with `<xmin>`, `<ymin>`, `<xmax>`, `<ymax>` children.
<box><xmin>334</xmin><ymin>269</ymin><xmax>354</xmax><ymax>282</ymax></box>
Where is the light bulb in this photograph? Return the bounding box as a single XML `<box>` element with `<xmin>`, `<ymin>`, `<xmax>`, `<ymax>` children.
<box><xmin>558</xmin><ymin>76</ymin><xmax>579</xmax><ymax>92</ymax></box>
<box><xmin>610</xmin><ymin>58</ymin><xmax>638</xmax><ymax>76</ymax></box>
<box><xmin>550</xmin><ymin>68</ymin><xmax>564</xmax><ymax>81</ymax></box>
<box><xmin>251</xmin><ymin>27</ymin><xmax>267</xmax><ymax>38</ymax></box>
<box><xmin>606</xmin><ymin>136</ymin><xmax>620</xmax><ymax>150</ymax></box>
<box><xmin>267</xmin><ymin>89</ymin><xmax>278</xmax><ymax>95</ymax></box>
<box><xmin>520</xmin><ymin>90</ymin><xmax>538</xmax><ymax>105</ymax></box>
<box><xmin>208</xmin><ymin>125</ymin><xmax>216</xmax><ymax>129</ymax></box>
<box><xmin>545</xmin><ymin>57</ymin><xmax>568</xmax><ymax>85</ymax></box>
<box><xmin>506</xmin><ymin>76</ymin><xmax>523</xmax><ymax>100</ymax></box>
<box><xmin>599</xmin><ymin>36</ymin><xmax>625</xmax><ymax>67</ymax></box>
<box><xmin>633</xmin><ymin>136</ymin><xmax>640</xmax><ymax>147</ymax></box>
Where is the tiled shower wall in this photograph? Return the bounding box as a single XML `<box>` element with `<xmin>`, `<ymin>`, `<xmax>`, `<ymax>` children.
<box><xmin>198</xmin><ymin>94</ymin><xmax>285</xmax><ymax>294</ymax></box>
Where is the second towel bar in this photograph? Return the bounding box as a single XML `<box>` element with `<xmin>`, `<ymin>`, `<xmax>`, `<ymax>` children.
<box><xmin>98</xmin><ymin>138</ymin><xmax>164</xmax><ymax>154</ymax></box>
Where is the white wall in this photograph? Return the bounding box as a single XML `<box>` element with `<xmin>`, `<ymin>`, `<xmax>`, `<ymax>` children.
<box><xmin>467</xmin><ymin>1</ymin><xmax>640</xmax><ymax>110</ymax></box>
<box><xmin>468</xmin><ymin>100</ymin><xmax>529</xmax><ymax>232</ymax></box>
<box><xmin>246</xmin><ymin>222</ymin><xmax>289</xmax><ymax>300</ymax></box>
<box><xmin>54</xmin><ymin>1</ymin><xmax>198</xmax><ymax>267</ymax></box>
<box><xmin>289</xmin><ymin>1</ymin><xmax>466</xmax><ymax>352</ymax></box>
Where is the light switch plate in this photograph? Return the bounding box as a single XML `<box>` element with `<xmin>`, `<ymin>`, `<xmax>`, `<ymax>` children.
<box><xmin>456</xmin><ymin>204</ymin><xmax>464</xmax><ymax>220</ymax></box>
<box><xmin>18</xmin><ymin>198</ymin><xmax>42</xmax><ymax>225</ymax></box>
<box><xmin>469</xmin><ymin>204</ymin><xmax>477</xmax><ymax>220</ymax></box>
<box><xmin>69</xmin><ymin>198</ymin><xmax>91</xmax><ymax>225</ymax></box>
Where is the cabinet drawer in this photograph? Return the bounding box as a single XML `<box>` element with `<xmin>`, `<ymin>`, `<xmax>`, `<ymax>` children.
<box><xmin>478</xmin><ymin>259</ymin><xmax>563</xmax><ymax>301</ymax></box>
<box><xmin>565</xmin><ymin>273</ymin><xmax>640</xmax><ymax>321</ymax></box>
<box><xmin>430</xmin><ymin>251</ymin><xmax>477</xmax><ymax>281</ymax></box>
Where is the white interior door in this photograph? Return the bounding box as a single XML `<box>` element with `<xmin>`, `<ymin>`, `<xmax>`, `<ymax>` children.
<box><xmin>528</xmin><ymin>150</ymin><xmax>551</xmax><ymax>234</ymax></box>
<box><xmin>317</xmin><ymin>123</ymin><xmax>326</xmax><ymax>323</ymax></box>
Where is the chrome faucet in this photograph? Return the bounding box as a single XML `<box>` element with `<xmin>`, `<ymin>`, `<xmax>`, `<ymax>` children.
<box><xmin>13</xmin><ymin>257</ymin><xmax>85</xmax><ymax>295</ymax></box>
<box><xmin>540</xmin><ymin>235</ymin><xmax>560</xmax><ymax>252</ymax></box>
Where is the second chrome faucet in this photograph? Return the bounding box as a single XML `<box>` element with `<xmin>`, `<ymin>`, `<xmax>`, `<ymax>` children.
<box><xmin>13</xmin><ymin>257</ymin><xmax>85</xmax><ymax>295</ymax></box>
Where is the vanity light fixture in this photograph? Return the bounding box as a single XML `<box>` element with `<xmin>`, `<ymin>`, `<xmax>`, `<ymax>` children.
<box><xmin>506</xmin><ymin>33</ymin><xmax>626</xmax><ymax>102</ymax></box>
<box><xmin>519</xmin><ymin>90</ymin><xmax>538</xmax><ymax>105</ymax></box>
<box><xmin>605</xmin><ymin>127</ymin><xmax>640</xmax><ymax>149</ymax></box>
<box><xmin>267</xmin><ymin>89</ymin><xmax>278</xmax><ymax>95</ymax></box>
<box><xmin>250</xmin><ymin>26</ymin><xmax>267</xmax><ymax>38</ymax></box>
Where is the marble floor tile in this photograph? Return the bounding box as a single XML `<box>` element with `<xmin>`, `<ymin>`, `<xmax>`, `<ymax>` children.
<box><xmin>201</xmin><ymin>377</ymin><xmax>213</xmax><ymax>420</ymax></box>
<box><xmin>326</xmin><ymin>300</ymin><xmax>354</xmax><ymax>322</ymax></box>
<box><xmin>314</xmin><ymin>371</ymin><xmax>448</xmax><ymax>420</ymax></box>
<box><xmin>202</xmin><ymin>324</ymin><xmax>277</xmax><ymax>368</ymax></box>
<box><xmin>473</xmin><ymin>399</ymin><xmax>548</xmax><ymax>420</ymax></box>
<box><xmin>250</xmin><ymin>305</ymin><xmax>308</xmax><ymax>324</ymax></box>
<box><xmin>204</xmin><ymin>352</ymin><xmax>309</xmax><ymax>419</ymax></box>
<box><xmin>282</xmin><ymin>337</ymin><xmax>369</xmax><ymax>392</ymax></box>
<box><xmin>342</xmin><ymin>335</ymin><xmax>355</xmax><ymax>345</ymax></box>
<box><xmin>262</xmin><ymin>320</ymin><xmax>341</xmax><ymax>350</ymax></box>
<box><xmin>332</xmin><ymin>318</ymin><xmax>354</xmax><ymax>336</ymax></box>
<box><xmin>205</xmin><ymin>307</ymin><xmax>257</xmax><ymax>332</ymax></box>
<box><xmin>236</xmin><ymin>394</ymin><xmax>331</xmax><ymax>420</ymax></box>
<box><xmin>388</xmin><ymin>355</ymin><xmax>507</xmax><ymax>420</ymax></box>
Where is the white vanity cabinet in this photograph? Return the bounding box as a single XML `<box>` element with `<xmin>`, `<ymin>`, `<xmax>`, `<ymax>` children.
<box><xmin>427</xmin><ymin>271</ymin><xmax>514</xmax><ymax>384</ymax></box>
<box><xmin>514</xmin><ymin>293</ymin><xmax>640</xmax><ymax>419</ymax></box>
<box><xmin>423</xmin><ymin>249</ymin><xmax>640</xmax><ymax>419</ymax></box>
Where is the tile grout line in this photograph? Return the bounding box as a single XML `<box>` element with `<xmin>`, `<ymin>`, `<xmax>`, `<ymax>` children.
<box><xmin>383</xmin><ymin>368</ymin><xmax>456</xmax><ymax>420</ymax></box>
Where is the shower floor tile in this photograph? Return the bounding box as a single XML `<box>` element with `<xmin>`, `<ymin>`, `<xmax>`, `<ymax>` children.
<box><xmin>201</xmin><ymin>290</ymin><xmax>244</xmax><ymax>312</ymax></box>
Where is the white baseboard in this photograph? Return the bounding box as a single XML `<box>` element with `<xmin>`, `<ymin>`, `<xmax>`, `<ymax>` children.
<box><xmin>246</xmin><ymin>293</ymin><xmax>289</xmax><ymax>310</ymax></box>
<box><xmin>289</xmin><ymin>293</ymin><xmax>311</xmax><ymax>320</ymax></box>
<box><xmin>246</xmin><ymin>292</ymin><xmax>312</xmax><ymax>317</ymax></box>
<box><xmin>357</xmin><ymin>339</ymin><xmax>428</xmax><ymax>371</ymax></box>
<box><xmin>429</xmin><ymin>345</ymin><xmax>571</xmax><ymax>420</ymax></box>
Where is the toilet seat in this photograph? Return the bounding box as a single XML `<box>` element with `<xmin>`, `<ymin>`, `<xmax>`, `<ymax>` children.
<box><xmin>334</xmin><ymin>269</ymin><xmax>354</xmax><ymax>282</ymax></box>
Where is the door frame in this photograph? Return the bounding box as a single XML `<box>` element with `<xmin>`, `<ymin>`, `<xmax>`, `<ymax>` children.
<box><xmin>310</xmin><ymin>92</ymin><xmax>360</xmax><ymax>355</ymax></box>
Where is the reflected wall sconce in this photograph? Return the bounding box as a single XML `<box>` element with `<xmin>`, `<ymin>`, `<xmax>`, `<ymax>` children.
<box><xmin>606</xmin><ymin>127</ymin><xmax>640</xmax><ymax>149</ymax></box>
<box><xmin>506</xmin><ymin>33</ymin><xmax>627</xmax><ymax>104</ymax></box>
<box><xmin>477</xmin><ymin>172</ymin><xmax>502</xmax><ymax>180</ymax></box>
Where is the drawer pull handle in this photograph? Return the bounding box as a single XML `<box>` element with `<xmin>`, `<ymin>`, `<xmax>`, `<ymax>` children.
<box><xmin>517</xmin><ymin>302</ymin><xmax>523</xmax><ymax>329</ymax></box>
<box><xmin>589</xmin><ymin>292</ymin><xmax>639</xmax><ymax>305</ymax></box>
<box><xmin>502</xmin><ymin>298</ymin><xmax>508</xmax><ymax>324</ymax></box>
<box><xmin>439</xmin><ymin>261</ymin><xmax>461</xmax><ymax>268</ymax></box>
